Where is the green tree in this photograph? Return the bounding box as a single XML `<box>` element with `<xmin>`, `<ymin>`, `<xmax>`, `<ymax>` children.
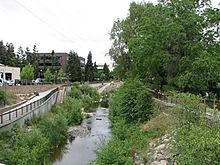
<box><xmin>85</xmin><ymin>51</ymin><xmax>94</xmax><ymax>81</ymax></box>
<box><xmin>57</xmin><ymin>68</ymin><xmax>65</xmax><ymax>82</ymax></box>
<box><xmin>44</xmin><ymin>68</ymin><xmax>53</xmax><ymax>82</ymax></box>
<box><xmin>0</xmin><ymin>40</ymin><xmax>7</xmax><ymax>65</ymax></box>
<box><xmin>67</xmin><ymin>50</ymin><xmax>82</xmax><ymax>82</ymax></box>
<box><xmin>5</xmin><ymin>43</ymin><xmax>18</xmax><ymax>66</ymax></box>
<box><xmin>93</xmin><ymin>62</ymin><xmax>99</xmax><ymax>80</ymax></box>
<box><xmin>109</xmin><ymin>1</ymin><xmax>220</xmax><ymax>94</ymax></box>
<box><xmin>51</xmin><ymin>50</ymin><xmax>55</xmax><ymax>74</ymax></box>
<box><xmin>110</xmin><ymin>79</ymin><xmax>153</xmax><ymax>123</ymax></box>
<box><xmin>25</xmin><ymin>46</ymin><xmax>33</xmax><ymax>66</ymax></box>
<box><xmin>32</xmin><ymin>44</ymin><xmax>38</xmax><ymax>78</ymax></box>
<box><xmin>17</xmin><ymin>46</ymin><xmax>25</xmax><ymax>67</ymax></box>
<box><xmin>20</xmin><ymin>64</ymin><xmax>34</xmax><ymax>80</ymax></box>
<box><xmin>103</xmin><ymin>63</ymin><xmax>110</xmax><ymax>80</ymax></box>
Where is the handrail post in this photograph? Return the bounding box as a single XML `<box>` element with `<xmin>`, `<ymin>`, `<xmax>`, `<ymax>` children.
<box><xmin>0</xmin><ymin>115</ymin><xmax>3</xmax><ymax>124</ymax></box>
<box><xmin>9</xmin><ymin>111</ymin><xmax>11</xmax><ymax>120</ymax></box>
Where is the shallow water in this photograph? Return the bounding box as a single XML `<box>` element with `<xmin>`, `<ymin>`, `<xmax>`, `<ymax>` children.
<box><xmin>50</xmin><ymin>107</ymin><xmax>111</xmax><ymax>165</ymax></box>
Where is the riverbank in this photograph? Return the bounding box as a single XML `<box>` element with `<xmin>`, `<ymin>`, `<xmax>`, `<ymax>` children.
<box><xmin>51</xmin><ymin>107</ymin><xmax>111</xmax><ymax>165</ymax></box>
<box><xmin>0</xmin><ymin>83</ymin><xmax>100</xmax><ymax>165</ymax></box>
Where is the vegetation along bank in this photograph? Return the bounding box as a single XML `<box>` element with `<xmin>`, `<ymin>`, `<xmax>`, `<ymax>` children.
<box><xmin>0</xmin><ymin>83</ymin><xmax>100</xmax><ymax>165</ymax></box>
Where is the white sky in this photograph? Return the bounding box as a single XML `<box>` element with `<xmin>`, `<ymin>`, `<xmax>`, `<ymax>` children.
<box><xmin>0</xmin><ymin>0</ymin><xmax>219</xmax><ymax>64</ymax></box>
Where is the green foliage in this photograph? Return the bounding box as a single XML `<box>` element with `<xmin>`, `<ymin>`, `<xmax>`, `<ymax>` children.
<box><xmin>57</xmin><ymin>68</ymin><xmax>65</xmax><ymax>82</ymax></box>
<box><xmin>100</xmin><ymin>73</ymin><xmax>105</xmax><ymax>81</ymax></box>
<box><xmin>85</xmin><ymin>51</ymin><xmax>94</xmax><ymax>81</ymax></box>
<box><xmin>44</xmin><ymin>68</ymin><xmax>53</xmax><ymax>81</ymax></box>
<box><xmin>68</xmin><ymin>83</ymin><xmax>100</xmax><ymax>111</ymax></box>
<box><xmin>103</xmin><ymin>63</ymin><xmax>110</xmax><ymax>80</ymax></box>
<box><xmin>109</xmin><ymin>1</ymin><xmax>220</xmax><ymax>94</ymax></box>
<box><xmin>172</xmin><ymin>124</ymin><xmax>220</xmax><ymax>165</ymax></box>
<box><xmin>68</xmin><ymin>85</ymin><xmax>82</xmax><ymax>99</ymax></box>
<box><xmin>100</xmin><ymin>92</ymin><xmax>111</xmax><ymax>108</ymax></box>
<box><xmin>37</xmin><ymin>114</ymin><xmax>68</xmax><ymax>147</ymax></box>
<box><xmin>67</xmin><ymin>50</ymin><xmax>82</xmax><ymax>82</ymax></box>
<box><xmin>95</xmin><ymin>118</ymin><xmax>148</xmax><ymax>165</ymax></box>
<box><xmin>172</xmin><ymin>92</ymin><xmax>205</xmax><ymax>126</ymax></box>
<box><xmin>20</xmin><ymin>64</ymin><xmax>34</xmax><ymax>80</ymax></box>
<box><xmin>110</xmin><ymin>79</ymin><xmax>153</xmax><ymax>123</ymax></box>
<box><xmin>62</xmin><ymin>97</ymin><xmax>83</xmax><ymax>125</ymax></box>
<box><xmin>1</xmin><ymin>128</ymin><xmax>49</xmax><ymax>165</ymax></box>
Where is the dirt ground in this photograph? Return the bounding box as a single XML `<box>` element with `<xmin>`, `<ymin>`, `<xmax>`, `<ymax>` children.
<box><xmin>0</xmin><ymin>84</ymin><xmax>65</xmax><ymax>95</ymax></box>
<box><xmin>0</xmin><ymin>84</ymin><xmax>65</xmax><ymax>110</ymax></box>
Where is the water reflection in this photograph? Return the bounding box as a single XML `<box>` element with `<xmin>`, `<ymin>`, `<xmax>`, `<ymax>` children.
<box><xmin>50</xmin><ymin>108</ymin><xmax>111</xmax><ymax>165</ymax></box>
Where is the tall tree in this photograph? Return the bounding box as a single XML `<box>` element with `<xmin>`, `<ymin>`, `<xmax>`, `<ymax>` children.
<box><xmin>67</xmin><ymin>51</ymin><xmax>82</xmax><ymax>82</ymax></box>
<box><xmin>57</xmin><ymin>68</ymin><xmax>65</xmax><ymax>82</ymax></box>
<box><xmin>109</xmin><ymin>1</ymin><xmax>220</xmax><ymax>94</ymax></box>
<box><xmin>32</xmin><ymin>44</ymin><xmax>38</xmax><ymax>78</ymax></box>
<box><xmin>0</xmin><ymin>41</ymin><xmax>7</xmax><ymax>65</ymax></box>
<box><xmin>44</xmin><ymin>68</ymin><xmax>53</xmax><ymax>82</ymax></box>
<box><xmin>20</xmin><ymin>64</ymin><xmax>34</xmax><ymax>80</ymax></box>
<box><xmin>93</xmin><ymin>62</ymin><xmax>98</xmax><ymax>80</ymax></box>
<box><xmin>103</xmin><ymin>63</ymin><xmax>110</xmax><ymax>80</ymax></box>
<box><xmin>85</xmin><ymin>51</ymin><xmax>94</xmax><ymax>81</ymax></box>
<box><xmin>51</xmin><ymin>50</ymin><xmax>55</xmax><ymax>74</ymax></box>
<box><xmin>5</xmin><ymin>43</ymin><xmax>18</xmax><ymax>66</ymax></box>
<box><xmin>17</xmin><ymin>46</ymin><xmax>24</xmax><ymax>67</ymax></box>
<box><xmin>25</xmin><ymin>46</ymin><xmax>32</xmax><ymax>65</ymax></box>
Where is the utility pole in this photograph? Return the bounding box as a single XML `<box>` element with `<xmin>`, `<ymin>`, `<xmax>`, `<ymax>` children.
<box><xmin>3</xmin><ymin>66</ymin><xmax>6</xmax><ymax>107</ymax></box>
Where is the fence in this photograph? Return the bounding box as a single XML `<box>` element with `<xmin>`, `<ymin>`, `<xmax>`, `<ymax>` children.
<box><xmin>0</xmin><ymin>88</ymin><xmax>58</xmax><ymax>130</ymax></box>
<box><xmin>151</xmin><ymin>90</ymin><xmax>220</xmax><ymax>116</ymax></box>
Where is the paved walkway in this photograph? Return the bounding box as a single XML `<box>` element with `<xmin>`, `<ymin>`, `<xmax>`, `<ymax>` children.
<box><xmin>7</xmin><ymin>89</ymin><xmax>54</xmax><ymax>113</ymax></box>
<box><xmin>97</xmin><ymin>83</ymin><xmax>111</xmax><ymax>93</ymax></box>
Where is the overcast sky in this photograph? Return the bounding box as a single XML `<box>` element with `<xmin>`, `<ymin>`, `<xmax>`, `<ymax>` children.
<box><xmin>0</xmin><ymin>0</ymin><xmax>219</xmax><ymax>64</ymax></box>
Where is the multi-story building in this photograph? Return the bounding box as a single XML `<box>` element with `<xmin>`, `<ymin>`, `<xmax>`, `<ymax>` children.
<box><xmin>36</xmin><ymin>52</ymin><xmax>85</xmax><ymax>78</ymax></box>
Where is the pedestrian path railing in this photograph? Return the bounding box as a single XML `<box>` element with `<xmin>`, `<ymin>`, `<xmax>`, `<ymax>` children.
<box><xmin>0</xmin><ymin>88</ymin><xmax>58</xmax><ymax>129</ymax></box>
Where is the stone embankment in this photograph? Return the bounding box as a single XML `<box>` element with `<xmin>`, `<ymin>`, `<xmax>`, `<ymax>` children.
<box><xmin>68</xmin><ymin>126</ymin><xmax>90</xmax><ymax>138</ymax></box>
<box><xmin>134</xmin><ymin>134</ymin><xmax>176</xmax><ymax>165</ymax></box>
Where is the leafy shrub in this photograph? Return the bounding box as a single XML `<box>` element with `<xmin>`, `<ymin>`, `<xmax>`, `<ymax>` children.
<box><xmin>37</xmin><ymin>114</ymin><xmax>68</xmax><ymax>148</ymax></box>
<box><xmin>95</xmin><ymin>118</ymin><xmax>148</xmax><ymax>165</ymax></box>
<box><xmin>110</xmin><ymin>79</ymin><xmax>153</xmax><ymax>123</ymax></box>
<box><xmin>172</xmin><ymin>92</ymin><xmax>205</xmax><ymax>126</ymax></box>
<box><xmin>68</xmin><ymin>85</ymin><xmax>82</xmax><ymax>99</ymax></box>
<box><xmin>68</xmin><ymin>83</ymin><xmax>100</xmax><ymax>111</ymax></box>
<box><xmin>4</xmin><ymin>128</ymin><xmax>49</xmax><ymax>165</ymax></box>
<box><xmin>62</xmin><ymin>97</ymin><xmax>83</xmax><ymax>125</ymax></box>
<box><xmin>172</xmin><ymin>124</ymin><xmax>220</xmax><ymax>165</ymax></box>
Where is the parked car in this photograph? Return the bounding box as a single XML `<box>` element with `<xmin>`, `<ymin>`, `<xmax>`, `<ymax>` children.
<box><xmin>0</xmin><ymin>78</ymin><xmax>10</xmax><ymax>86</ymax></box>
<box><xmin>8</xmin><ymin>79</ymin><xmax>15</xmax><ymax>86</ymax></box>
<box><xmin>33</xmin><ymin>78</ymin><xmax>43</xmax><ymax>85</ymax></box>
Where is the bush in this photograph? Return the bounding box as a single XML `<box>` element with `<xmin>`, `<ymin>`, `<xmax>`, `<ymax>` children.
<box><xmin>68</xmin><ymin>83</ymin><xmax>100</xmax><ymax>112</ymax></box>
<box><xmin>62</xmin><ymin>97</ymin><xmax>83</xmax><ymax>125</ymax></box>
<box><xmin>37</xmin><ymin>114</ymin><xmax>68</xmax><ymax>148</ymax></box>
<box><xmin>3</xmin><ymin>128</ymin><xmax>49</xmax><ymax>165</ymax></box>
<box><xmin>172</xmin><ymin>124</ymin><xmax>220</xmax><ymax>165</ymax></box>
<box><xmin>95</xmin><ymin>118</ymin><xmax>148</xmax><ymax>165</ymax></box>
<box><xmin>68</xmin><ymin>85</ymin><xmax>82</xmax><ymax>99</ymax></box>
<box><xmin>110</xmin><ymin>79</ymin><xmax>153</xmax><ymax>123</ymax></box>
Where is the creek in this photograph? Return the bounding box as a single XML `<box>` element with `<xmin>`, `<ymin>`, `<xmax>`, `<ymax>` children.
<box><xmin>50</xmin><ymin>107</ymin><xmax>111</xmax><ymax>165</ymax></box>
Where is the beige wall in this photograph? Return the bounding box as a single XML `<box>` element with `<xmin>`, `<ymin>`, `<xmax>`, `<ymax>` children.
<box><xmin>0</xmin><ymin>65</ymin><xmax>20</xmax><ymax>80</ymax></box>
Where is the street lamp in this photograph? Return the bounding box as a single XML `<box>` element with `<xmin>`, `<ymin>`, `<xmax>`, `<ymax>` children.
<box><xmin>3</xmin><ymin>66</ymin><xmax>6</xmax><ymax>107</ymax></box>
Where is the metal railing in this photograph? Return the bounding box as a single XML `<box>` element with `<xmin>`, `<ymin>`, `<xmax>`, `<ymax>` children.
<box><xmin>0</xmin><ymin>88</ymin><xmax>58</xmax><ymax>127</ymax></box>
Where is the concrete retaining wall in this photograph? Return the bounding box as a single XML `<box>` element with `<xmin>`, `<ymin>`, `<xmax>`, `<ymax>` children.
<box><xmin>0</xmin><ymin>89</ymin><xmax>58</xmax><ymax>131</ymax></box>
